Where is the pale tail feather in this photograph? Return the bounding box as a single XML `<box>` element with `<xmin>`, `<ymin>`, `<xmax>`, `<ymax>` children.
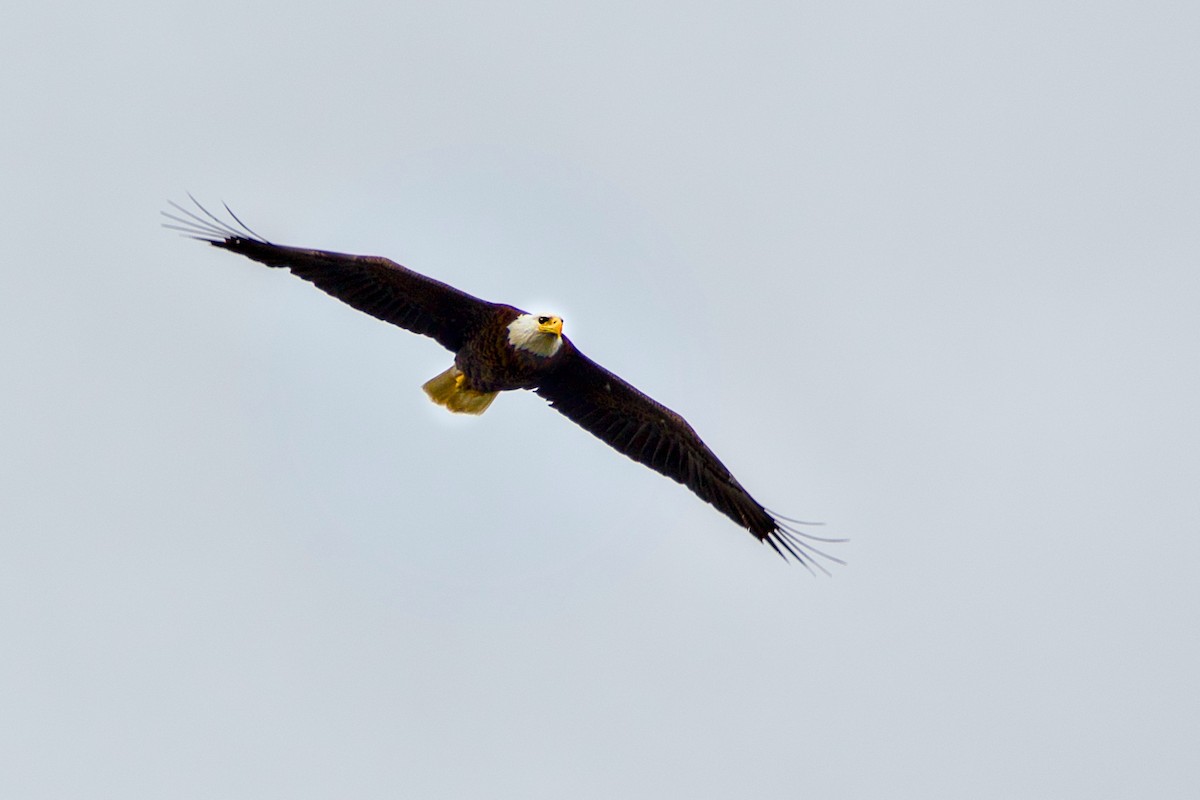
<box><xmin>422</xmin><ymin>366</ymin><xmax>498</xmax><ymax>415</ymax></box>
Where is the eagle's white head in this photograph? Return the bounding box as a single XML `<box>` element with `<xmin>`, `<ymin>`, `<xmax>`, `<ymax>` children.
<box><xmin>507</xmin><ymin>313</ymin><xmax>564</xmax><ymax>357</ymax></box>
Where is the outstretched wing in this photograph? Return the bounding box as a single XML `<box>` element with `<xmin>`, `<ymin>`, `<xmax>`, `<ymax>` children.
<box><xmin>535</xmin><ymin>343</ymin><xmax>842</xmax><ymax>570</ymax></box>
<box><xmin>163</xmin><ymin>198</ymin><xmax>497</xmax><ymax>352</ymax></box>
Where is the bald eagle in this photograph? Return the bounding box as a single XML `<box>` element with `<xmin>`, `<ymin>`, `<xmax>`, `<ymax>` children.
<box><xmin>164</xmin><ymin>198</ymin><xmax>841</xmax><ymax>570</ymax></box>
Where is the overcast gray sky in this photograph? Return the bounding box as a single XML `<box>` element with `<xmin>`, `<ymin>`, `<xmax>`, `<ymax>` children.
<box><xmin>3</xmin><ymin>2</ymin><xmax>1198</xmax><ymax>797</ymax></box>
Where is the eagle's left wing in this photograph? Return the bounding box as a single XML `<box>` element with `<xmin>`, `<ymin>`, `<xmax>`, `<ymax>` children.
<box><xmin>535</xmin><ymin>342</ymin><xmax>840</xmax><ymax>570</ymax></box>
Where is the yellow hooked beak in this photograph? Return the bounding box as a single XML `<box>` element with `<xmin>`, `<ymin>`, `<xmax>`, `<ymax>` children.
<box><xmin>537</xmin><ymin>315</ymin><xmax>563</xmax><ymax>336</ymax></box>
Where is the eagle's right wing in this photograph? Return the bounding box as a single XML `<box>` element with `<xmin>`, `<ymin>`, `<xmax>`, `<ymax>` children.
<box><xmin>164</xmin><ymin>198</ymin><xmax>497</xmax><ymax>353</ymax></box>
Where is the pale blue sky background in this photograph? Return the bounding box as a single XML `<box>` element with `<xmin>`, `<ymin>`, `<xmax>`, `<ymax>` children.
<box><xmin>3</xmin><ymin>2</ymin><xmax>1199</xmax><ymax>797</ymax></box>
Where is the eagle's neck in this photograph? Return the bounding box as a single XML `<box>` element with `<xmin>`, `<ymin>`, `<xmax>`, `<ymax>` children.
<box><xmin>506</xmin><ymin>314</ymin><xmax>563</xmax><ymax>358</ymax></box>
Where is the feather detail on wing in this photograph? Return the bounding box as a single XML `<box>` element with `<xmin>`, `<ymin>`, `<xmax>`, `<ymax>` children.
<box><xmin>535</xmin><ymin>344</ymin><xmax>844</xmax><ymax>571</ymax></box>
<box><xmin>163</xmin><ymin>197</ymin><xmax>496</xmax><ymax>352</ymax></box>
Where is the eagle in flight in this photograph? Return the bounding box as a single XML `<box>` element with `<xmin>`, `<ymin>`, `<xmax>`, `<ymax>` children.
<box><xmin>164</xmin><ymin>198</ymin><xmax>840</xmax><ymax>570</ymax></box>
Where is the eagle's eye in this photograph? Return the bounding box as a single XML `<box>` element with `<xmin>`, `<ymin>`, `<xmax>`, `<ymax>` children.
<box><xmin>537</xmin><ymin>316</ymin><xmax>550</xmax><ymax>325</ymax></box>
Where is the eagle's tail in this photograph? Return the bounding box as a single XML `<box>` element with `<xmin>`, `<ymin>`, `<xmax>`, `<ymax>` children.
<box><xmin>422</xmin><ymin>366</ymin><xmax>498</xmax><ymax>415</ymax></box>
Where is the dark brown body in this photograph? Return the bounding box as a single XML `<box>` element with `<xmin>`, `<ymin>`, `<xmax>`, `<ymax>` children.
<box><xmin>455</xmin><ymin>306</ymin><xmax>565</xmax><ymax>393</ymax></box>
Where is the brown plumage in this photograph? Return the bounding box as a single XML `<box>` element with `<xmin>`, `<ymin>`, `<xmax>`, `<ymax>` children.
<box><xmin>164</xmin><ymin>198</ymin><xmax>841</xmax><ymax>570</ymax></box>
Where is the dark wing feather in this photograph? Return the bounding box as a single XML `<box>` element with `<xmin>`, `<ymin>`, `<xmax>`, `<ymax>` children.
<box><xmin>535</xmin><ymin>342</ymin><xmax>842</xmax><ymax>570</ymax></box>
<box><xmin>163</xmin><ymin>198</ymin><xmax>496</xmax><ymax>352</ymax></box>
